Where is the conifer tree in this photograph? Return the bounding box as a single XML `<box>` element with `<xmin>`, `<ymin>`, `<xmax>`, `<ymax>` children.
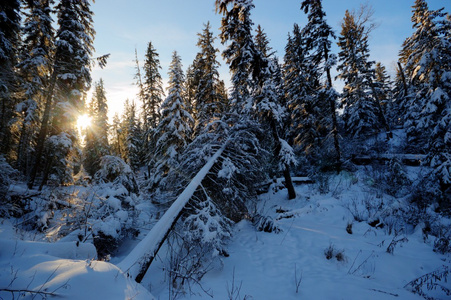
<box><xmin>110</xmin><ymin>113</ymin><xmax>124</xmax><ymax>158</ymax></box>
<box><xmin>15</xmin><ymin>0</ymin><xmax>54</xmax><ymax>175</ymax></box>
<box><xmin>133</xmin><ymin>48</ymin><xmax>145</xmax><ymax>111</ymax></box>
<box><xmin>298</xmin><ymin>0</ymin><xmax>341</xmax><ymax>168</ymax></box>
<box><xmin>151</xmin><ymin>51</ymin><xmax>193</xmax><ymax>188</ymax></box>
<box><xmin>217</xmin><ymin>0</ymin><xmax>295</xmax><ymax>203</ymax></box>
<box><xmin>28</xmin><ymin>0</ymin><xmax>95</xmax><ymax>188</ymax></box>
<box><xmin>122</xmin><ymin>99</ymin><xmax>143</xmax><ymax>171</ymax></box>
<box><xmin>184</xmin><ymin>63</ymin><xmax>197</xmax><ymax>117</ymax></box>
<box><xmin>254</xmin><ymin>24</ymin><xmax>274</xmax><ymax>59</ymax></box>
<box><xmin>284</xmin><ymin>23</ymin><xmax>320</xmax><ymax>155</ymax></box>
<box><xmin>217</xmin><ymin>0</ymin><xmax>256</xmax><ymax>112</ymax></box>
<box><xmin>191</xmin><ymin>22</ymin><xmax>224</xmax><ymax>133</ymax></box>
<box><xmin>373</xmin><ymin>62</ymin><xmax>392</xmax><ymax>121</ymax></box>
<box><xmin>337</xmin><ymin>9</ymin><xmax>381</xmax><ymax>139</ymax></box>
<box><xmin>0</xmin><ymin>0</ymin><xmax>21</xmax><ymax>158</ymax></box>
<box><xmin>252</xmin><ymin>26</ymin><xmax>297</xmax><ymax>199</ymax></box>
<box><xmin>84</xmin><ymin>79</ymin><xmax>110</xmax><ymax>176</ymax></box>
<box><xmin>142</xmin><ymin>41</ymin><xmax>164</xmax><ymax>132</ymax></box>
<box><xmin>399</xmin><ymin>0</ymin><xmax>451</xmax><ymax>191</ymax></box>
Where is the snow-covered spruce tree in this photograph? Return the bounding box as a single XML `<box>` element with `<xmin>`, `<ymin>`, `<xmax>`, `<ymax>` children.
<box><xmin>184</xmin><ymin>63</ymin><xmax>197</xmax><ymax>116</ymax></box>
<box><xmin>28</xmin><ymin>0</ymin><xmax>95</xmax><ymax>189</ymax></box>
<box><xmin>90</xmin><ymin>155</ymin><xmax>139</xmax><ymax>258</ymax></box>
<box><xmin>122</xmin><ymin>99</ymin><xmax>144</xmax><ymax>172</ymax></box>
<box><xmin>254</xmin><ymin>24</ymin><xmax>275</xmax><ymax>59</ymax></box>
<box><xmin>217</xmin><ymin>0</ymin><xmax>255</xmax><ymax>112</ymax></box>
<box><xmin>392</xmin><ymin>62</ymin><xmax>413</xmax><ymax>129</ymax></box>
<box><xmin>142</xmin><ymin>41</ymin><xmax>164</xmax><ymax>132</ymax></box>
<box><xmin>283</xmin><ymin>24</ymin><xmax>311</xmax><ymax>147</ymax></box>
<box><xmin>399</xmin><ymin>0</ymin><xmax>451</xmax><ymax>202</ymax></box>
<box><xmin>180</xmin><ymin>0</ymin><xmax>265</xmax><ymax>215</ymax></box>
<box><xmin>252</xmin><ymin>26</ymin><xmax>297</xmax><ymax>199</ymax></box>
<box><xmin>297</xmin><ymin>0</ymin><xmax>341</xmax><ymax>169</ymax></box>
<box><xmin>0</xmin><ymin>0</ymin><xmax>21</xmax><ymax>158</ymax></box>
<box><xmin>83</xmin><ymin>79</ymin><xmax>110</xmax><ymax>176</ymax></box>
<box><xmin>109</xmin><ymin>113</ymin><xmax>123</xmax><ymax>157</ymax></box>
<box><xmin>284</xmin><ymin>23</ymin><xmax>324</xmax><ymax>167</ymax></box>
<box><xmin>45</xmin><ymin>0</ymin><xmax>95</xmax><ymax>187</ymax></box>
<box><xmin>374</xmin><ymin>62</ymin><xmax>393</xmax><ymax>123</ymax></box>
<box><xmin>139</xmin><ymin>42</ymin><xmax>165</xmax><ymax>176</ymax></box>
<box><xmin>216</xmin><ymin>0</ymin><xmax>297</xmax><ymax>201</ymax></box>
<box><xmin>150</xmin><ymin>51</ymin><xmax>194</xmax><ymax>193</ymax></box>
<box><xmin>191</xmin><ymin>22</ymin><xmax>225</xmax><ymax>134</ymax></box>
<box><xmin>336</xmin><ymin>9</ymin><xmax>382</xmax><ymax>140</ymax></box>
<box><xmin>15</xmin><ymin>0</ymin><xmax>54</xmax><ymax>176</ymax></box>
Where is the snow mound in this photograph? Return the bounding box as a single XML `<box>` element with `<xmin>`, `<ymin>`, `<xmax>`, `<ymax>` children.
<box><xmin>0</xmin><ymin>223</ymin><xmax>154</xmax><ymax>300</ymax></box>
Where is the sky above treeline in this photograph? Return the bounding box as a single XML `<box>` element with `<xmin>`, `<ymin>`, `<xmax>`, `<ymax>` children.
<box><xmin>89</xmin><ymin>0</ymin><xmax>451</xmax><ymax>120</ymax></box>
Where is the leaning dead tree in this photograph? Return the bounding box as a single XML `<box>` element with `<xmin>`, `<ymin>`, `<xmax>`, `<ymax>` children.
<box><xmin>117</xmin><ymin>143</ymin><xmax>227</xmax><ymax>283</ymax></box>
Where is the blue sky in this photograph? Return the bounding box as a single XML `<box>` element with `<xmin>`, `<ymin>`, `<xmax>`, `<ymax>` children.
<box><xmin>89</xmin><ymin>0</ymin><xmax>450</xmax><ymax>119</ymax></box>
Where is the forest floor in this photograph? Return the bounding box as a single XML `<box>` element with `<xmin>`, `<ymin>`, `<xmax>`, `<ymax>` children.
<box><xmin>1</xmin><ymin>167</ymin><xmax>450</xmax><ymax>299</ymax></box>
<box><xmin>143</xmin><ymin>170</ymin><xmax>451</xmax><ymax>299</ymax></box>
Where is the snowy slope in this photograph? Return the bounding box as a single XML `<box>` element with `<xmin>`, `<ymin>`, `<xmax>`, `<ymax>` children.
<box><xmin>146</xmin><ymin>172</ymin><xmax>451</xmax><ymax>300</ymax></box>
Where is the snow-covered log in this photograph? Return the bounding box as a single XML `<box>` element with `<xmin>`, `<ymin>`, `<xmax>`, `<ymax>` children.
<box><xmin>117</xmin><ymin>143</ymin><xmax>227</xmax><ymax>282</ymax></box>
<box><xmin>351</xmin><ymin>153</ymin><xmax>427</xmax><ymax>166</ymax></box>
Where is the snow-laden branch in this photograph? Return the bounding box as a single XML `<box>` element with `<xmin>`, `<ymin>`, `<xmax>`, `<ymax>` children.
<box><xmin>117</xmin><ymin>142</ymin><xmax>228</xmax><ymax>282</ymax></box>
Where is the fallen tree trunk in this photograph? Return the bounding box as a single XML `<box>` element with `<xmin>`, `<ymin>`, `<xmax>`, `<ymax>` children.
<box><xmin>117</xmin><ymin>143</ymin><xmax>227</xmax><ymax>283</ymax></box>
<box><xmin>352</xmin><ymin>153</ymin><xmax>426</xmax><ymax>166</ymax></box>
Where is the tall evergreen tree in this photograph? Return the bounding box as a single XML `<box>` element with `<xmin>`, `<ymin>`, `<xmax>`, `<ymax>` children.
<box><xmin>47</xmin><ymin>0</ymin><xmax>95</xmax><ymax>186</ymax></box>
<box><xmin>284</xmin><ymin>23</ymin><xmax>321</xmax><ymax>156</ymax></box>
<box><xmin>337</xmin><ymin>9</ymin><xmax>381</xmax><ymax>139</ymax></box>
<box><xmin>254</xmin><ymin>24</ymin><xmax>274</xmax><ymax>59</ymax></box>
<box><xmin>191</xmin><ymin>22</ymin><xmax>224</xmax><ymax>133</ymax></box>
<box><xmin>0</xmin><ymin>0</ymin><xmax>21</xmax><ymax>158</ymax></box>
<box><xmin>151</xmin><ymin>51</ymin><xmax>193</xmax><ymax>188</ymax></box>
<box><xmin>399</xmin><ymin>0</ymin><xmax>451</xmax><ymax>191</ymax></box>
<box><xmin>52</xmin><ymin>0</ymin><xmax>94</xmax><ymax>135</ymax></box>
<box><xmin>373</xmin><ymin>62</ymin><xmax>392</xmax><ymax>121</ymax></box>
<box><xmin>84</xmin><ymin>79</ymin><xmax>110</xmax><ymax>176</ymax></box>
<box><xmin>142</xmin><ymin>41</ymin><xmax>164</xmax><ymax>131</ymax></box>
<box><xmin>251</xmin><ymin>26</ymin><xmax>297</xmax><ymax>199</ymax></box>
<box><xmin>28</xmin><ymin>0</ymin><xmax>95</xmax><ymax>188</ymax></box>
<box><xmin>133</xmin><ymin>48</ymin><xmax>145</xmax><ymax>113</ymax></box>
<box><xmin>15</xmin><ymin>0</ymin><xmax>54</xmax><ymax>175</ymax></box>
<box><xmin>184</xmin><ymin>63</ymin><xmax>197</xmax><ymax>116</ymax></box>
<box><xmin>110</xmin><ymin>112</ymin><xmax>124</xmax><ymax>158</ymax></box>
<box><xmin>298</xmin><ymin>0</ymin><xmax>341</xmax><ymax>168</ymax></box>
<box><xmin>122</xmin><ymin>99</ymin><xmax>143</xmax><ymax>171</ymax></box>
<box><xmin>217</xmin><ymin>0</ymin><xmax>256</xmax><ymax>113</ymax></box>
<box><xmin>216</xmin><ymin>0</ymin><xmax>295</xmax><ymax>202</ymax></box>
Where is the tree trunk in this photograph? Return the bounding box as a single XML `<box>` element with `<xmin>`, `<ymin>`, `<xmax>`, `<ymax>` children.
<box><xmin>369</xmin><ymin>77</ymin><xmax>392</xmax><ymax>139</ymax></box>
<box><xmin>27</xmin><ymin>70</ymin><xmax>58</xmax><ymax>189</ymax></box>
<box><xmin>325</xmin><ymin>49</ymin><xmax>341</xmax><ymax>172</ymax></box>
<box><xmin>283</xmin><ymin>166</ymin><xmax>296</xmax><ymax>199</ymax></box>
<box><xmin>270</xmin><ymin>119</ymin><xmax>296</xmax><ymax>199</ymax></box>
<box><xmin>397</xmin><ymin>62</ymin><xmax>408</xmax><ymax>96</ymax></box>
<box><xmin>118</xmin><ymin>144</ymin><xmax>227</xmax><ymax>282</ymax></box>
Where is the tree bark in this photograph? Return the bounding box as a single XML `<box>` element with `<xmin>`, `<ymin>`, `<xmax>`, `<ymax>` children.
<box><xmin>270</xmin><ymin>119</ymin><xmax>296</xmax><ymax>199</ymax></box>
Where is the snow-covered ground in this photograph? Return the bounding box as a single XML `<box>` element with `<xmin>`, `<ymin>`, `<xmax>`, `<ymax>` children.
<box><xmin>1</xmin><ymin>169</ymin><xmax>450</xmax><ymax>299</ymax></box>
<box><xmin>0</xmin><ymin>221</ymin><xmax>155</xmax><ymax>299</ymax></box>
<box><xmin>145</xmin><ymin>171</ymin><xmax>451</xmax><ymax>299</ymax></box>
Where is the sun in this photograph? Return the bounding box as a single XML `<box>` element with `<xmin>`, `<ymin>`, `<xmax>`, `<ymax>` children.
<box><xmin>77</xmin><ymin>114</ymin><xmax>92</xmax><ymax>131</ymax></box>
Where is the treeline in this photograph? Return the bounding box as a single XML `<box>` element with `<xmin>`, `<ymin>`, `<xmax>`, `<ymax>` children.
<box><xmin>1</xmin><ymin>0</ymin><xmax>450</xmax><ymax>214</ymax></box>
